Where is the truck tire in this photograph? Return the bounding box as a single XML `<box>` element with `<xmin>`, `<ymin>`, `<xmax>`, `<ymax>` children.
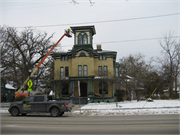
<box><xmin>11</xmin><ymin>107</ymin><xmax>19</xmax><ymax>116</ymax></box>
<box><xmin>50</xmin><ymin>107</ymin><xmax>60</xmax><ymax>117</ymax></box>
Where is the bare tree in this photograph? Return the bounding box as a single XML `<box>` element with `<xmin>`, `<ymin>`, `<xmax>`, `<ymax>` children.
<box><xmin>0</xmin><ymin>26</ymin><xmax>55</xmax><ymax>91</ymax></box>
<box><xmin>159</xmin><ymin>32</ymin><xmax>180</xmax><ymax>97</ymax></box>
<box><xmin>119</xmin><ymin>53</ymin><xmax>147</xmax><ymax>90</ymax></box>
<box><xmin>119</xmin><ymin>53</ymin><xmax>163</xmax><ymax>98</ymax></box>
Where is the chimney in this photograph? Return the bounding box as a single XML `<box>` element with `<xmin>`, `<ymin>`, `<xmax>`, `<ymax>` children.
<box><xmin>97</xmin><ymin>44</ymin><xmax>102</xmax><ymax>50</ymax></box>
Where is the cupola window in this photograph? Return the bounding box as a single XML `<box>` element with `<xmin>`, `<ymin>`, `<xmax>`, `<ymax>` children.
<box><xmin>78</xmin><ymin>32</ymin><xmax>88</xmax><ymax>44</ymax></box>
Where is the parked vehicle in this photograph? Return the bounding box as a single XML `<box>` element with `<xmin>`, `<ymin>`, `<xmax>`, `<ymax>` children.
<box><xmin>8</xmin><ymin>95</ymin><xmax>72</xmax><ymax>117</ymax></box>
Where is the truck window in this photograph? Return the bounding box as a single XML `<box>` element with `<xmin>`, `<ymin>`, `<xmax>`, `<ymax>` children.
<box><xmin>34</xmin><ymin>96</ymin><xmax>44</xmax><ymax>102</ymax></box>
<box><xmin>24</xmin><ymin>96</ymin><xmax>34</xmax><ymax>102</ymax></box>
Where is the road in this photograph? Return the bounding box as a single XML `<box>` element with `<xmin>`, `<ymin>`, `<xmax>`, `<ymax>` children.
<box><xmin>1</xmin><ymin>114</ymin><xmax>179</xmax><ymax>134</ymax></box>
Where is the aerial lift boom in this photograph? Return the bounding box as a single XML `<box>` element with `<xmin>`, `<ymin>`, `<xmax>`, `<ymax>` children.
<box><xmin>15</xmin><ymin>30</ymin><xmax>72</xmax><ymax>94</ymax></box>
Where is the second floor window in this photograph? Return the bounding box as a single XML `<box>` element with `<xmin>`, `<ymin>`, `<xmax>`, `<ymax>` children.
<box><xmin>83</xmin><ymin>65</ymin><xmax>88</xmax><ymax>76</ymax></box>
<box><xmin>99</xmin><ymin>54</ymin><xmax>106</xmax><ymax>60</ymax></box>
<box><xmin>104</xmin><ymin>66</ymin><xmax>108</xmax><ymax>76</ymax></box>
<box><xmin>115</xmin><ymin>67</ymin><xmax>119</xmax><ymax>77</ymax></box>
<box><xmin>60</xmin><ymin>67</ymin><xmax>64</xmax><ymax>77</ymax></box>
<box><xmin>98</xmin><ymin>66</ymin><xmax>102</xmax><ymax>76</ymax></box>
<box><xmin>61</xmin><ymin>55</ymin><xmax>68</xmax><ymax>61</ymax></box>
<box><xmin>78</xmin><ymin>65</ymin><xmax>82</xmax><ymax>76</ymax></box>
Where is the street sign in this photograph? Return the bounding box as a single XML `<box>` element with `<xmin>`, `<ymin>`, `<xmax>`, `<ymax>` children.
<box><xmin>27</xmin><ymin>79</ymin><xmax>33</xmax><ymax>92</ymax></box>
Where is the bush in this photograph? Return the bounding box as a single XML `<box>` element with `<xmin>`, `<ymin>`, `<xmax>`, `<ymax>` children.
<box><xmin>14</xmin><ymin>95</ymin><xmax>26</xmax><ymax>101</ymax></box>
<box><xmin>151</xmin><ymin>96</ymin><xmax>160</xmax><ymax>99</ymax></box>
<box><xmin>116</xmin><ymin>90</ymin><xmax>125</xmax><ymax>102</ymax></box>
<box><xmin>125</xmin><ymin>96</ymin><xmax>131</xmax><ymax>101</ymax></box>
<box><xmin>161</xmin><ymin>95</ymin><xmax>169</xmax><ymax>100</ymax></box>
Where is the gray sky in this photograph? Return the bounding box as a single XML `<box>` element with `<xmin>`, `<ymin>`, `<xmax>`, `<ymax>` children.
<box><xmin>1</xmin><ymin>0</ymin><xmax>180</xmax><ymax>62</ymax></box>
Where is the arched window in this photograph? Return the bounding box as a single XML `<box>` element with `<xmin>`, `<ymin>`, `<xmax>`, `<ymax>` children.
<box><xmin>78</xmin><ymin>34</ymin><xmax>82</xmax><ymax>44</ymax></box>
<box><xmin>83</xmin><ymin>34</ymin><xmax>87</xmax><ymax>44</ymax></box>
<box><xmin>78</xmin><ymin>32</ymin><xmax>88</xmax><ymax>44</ymax></box>
<box><xmin>79</xmin><ymin>52</ymin><xmax>86</xmax><ymax>57</ymax></box>
<box><xmin>99</xmin><ymin>82</ymin><xmax>108</xmax><ymax>94</ymax></box>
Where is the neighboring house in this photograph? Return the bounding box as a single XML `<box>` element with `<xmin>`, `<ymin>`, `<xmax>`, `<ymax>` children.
<box><xmin>1</xmin><ymin>79</ymin><xmax>16</xmax><ymax>102</ymax></box>
<box><xmin>163</xmin><ymin>87</ymin><xmax>180</xmax><ymax>97</ymax></box>
<box><xmin>51</xmin><ymin>25</ymin><xmax>120</xmax><ymax>104</ymax></box>
<box><xmin>120</xmin><ymin>75</ymin><xmax>145</xmax><ymax>100</ymax></box>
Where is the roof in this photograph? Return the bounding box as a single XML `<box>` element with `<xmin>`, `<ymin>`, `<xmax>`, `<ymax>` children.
<box><xmin>5</xmin><ymin>84</ymin><xmax>16</xmax><ymax>90</ymax></box>
<box><xmin>97</xmin><ymin>50</ymin><xmax>117</xmax><ymax>53</ymax></box>
<box><xmin>71</xmin><ymin>25</ymin><xmax>96</xmax><ymax>36</ymax></box>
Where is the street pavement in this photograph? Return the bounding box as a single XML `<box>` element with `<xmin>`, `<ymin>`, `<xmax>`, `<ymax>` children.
<box><xmin>1</xmin><ymin>114</ymin><xmax>179</xmax><ymax>134</ymax></box>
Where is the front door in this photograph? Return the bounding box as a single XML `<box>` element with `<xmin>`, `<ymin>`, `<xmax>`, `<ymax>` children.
<box><xmin>80</xmin><ymin>82</ymin><xmax>87</xmax><ymax>97</ymax></box>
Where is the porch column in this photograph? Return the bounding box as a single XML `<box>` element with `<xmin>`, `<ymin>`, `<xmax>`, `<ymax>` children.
<box><xmin>60</xmin><ymin>82</ymin><xmax>62</xmax><ymax>98</ymax></box>
<box><xmin>70</xmin><ymin>81</ymin><xmax>74</xmax><ymax>98</ymax></box>
<box><xmin>88</xmin><ymin>81</ymin><xmax>93</xmax><ymax>103</ymax></box>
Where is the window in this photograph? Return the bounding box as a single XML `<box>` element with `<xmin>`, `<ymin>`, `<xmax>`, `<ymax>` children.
<box><xmin>83</xmin><ymin>34</ymin><xmax>87</xmax><ymax>44</ymax></box>
<box><xmin>99</xmin><ymin>54</ymin><xmax>106</xmax><ymax>60</ymax></box>
<box><xmin>34</xmin><ymin>96</ymin><xmax>44</xmax><ymax>102</ymax></box>
<box><xmin>78</xmin><ymin>33</ymin><xmax>88</xmax><ymax>44</ymax></box>
<box><xmin>78</xmin><ymin>34</ymin><xmax>82</xmax><ymax>44</ymax></box>
<box><xmin>24</xmin><ymin>96</ymin><xmax>34</xmax><ymax>102</ymax></box>
<box><xmin>78</xmin><ymin>65</ymin><xmax>82</xmax><ymax>76</ymax></box>
<box><xmin>99</xmin><ymin>82</ymin><xmax>108</xmax><ymax>94</ymax></box>
<box><xmin>61</xmin><ymin>55</ymin><xmax>68</xmax><ymax>61</ymax></box>
<box><xmin>83</xmin><ymin>65</ymin><xmax>88</xmax><ymax>76</ymax></box>
<box><xmin>79</xmin><ymin>52</ymin><xmax>86</xmax><ymax>57</ymax></box>
<box><xmin>115</xmin><ymin>67</ymin><xmax>119</xmax><ymax>77</ymax></box>
<box><xmin>65</xmin><ymin>67</ymin><xmax>69</xmax><ymax>77</ymax></box>
<box><xmin>98</xmin><ymin>66</ymin><xmax>102</xmax><ymax>76</ymax></box>
<box><xmin>104</xmin><ymin>66</ymin><xmax>108</xmax><ymax>76</ymax></box>
<box><xmin>60</xmin><ymin>67</ymin><xmax>64</xmax><ymax>77</ymax></box>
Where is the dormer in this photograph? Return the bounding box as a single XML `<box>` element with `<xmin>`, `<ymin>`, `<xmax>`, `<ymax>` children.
<box><xmin>71</xmin><ymin>25</ymin><xmax>96</xmax><ymax>50</ymax></box>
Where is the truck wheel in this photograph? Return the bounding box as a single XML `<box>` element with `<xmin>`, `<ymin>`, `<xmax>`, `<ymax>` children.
<box><xmin>50</xmin><ymin>107</ymin><xmax>60</xmax><ymax>117</ymax></box>
<box><xmin>59</xmin><ymin>112</ymin><xmax>64</xmax><ymax>116</ymax></box>
<box><xmin>11</xmin><ymin>107</ymin><xmax>19</xmax><ymax>116</ymax></box>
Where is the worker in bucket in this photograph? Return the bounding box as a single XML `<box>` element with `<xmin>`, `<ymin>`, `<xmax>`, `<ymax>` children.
<box><xmin>67</xmin><ymin>28</ymin><xmax>71</xmax><ymax>34</ymax></box>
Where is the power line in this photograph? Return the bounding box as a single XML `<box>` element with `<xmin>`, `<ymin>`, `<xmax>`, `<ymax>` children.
<box><xmin>93</xmin><ymin>36</ymin><xmax>180</xmax><ymax>44</ymax></box>
<box><xmin>16</xmin><ymin>13</ymin><xmax>180</xmax><ymax>28</ymax></box>
<box><xmin>59</xmin><ymin>36</ymin><xmax>180</xmax><ymax>47</ymax></box>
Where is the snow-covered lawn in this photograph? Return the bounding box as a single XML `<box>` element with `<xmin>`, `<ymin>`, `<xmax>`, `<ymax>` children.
<box><xmin>73</xmin><ymin>100</ymin><xmax>180</xmax><ymax>116</ymax></box>
<box><xmin>1</xmin><ymin>100</ymin><xmax>179</xmax><ymax>116</ymax></box>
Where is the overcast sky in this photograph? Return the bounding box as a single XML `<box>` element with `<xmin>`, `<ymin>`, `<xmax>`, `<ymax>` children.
<box><xmin>1</xmin><ymin>0</ymin><xmax>179</xmax><ymax>62</ymax></box>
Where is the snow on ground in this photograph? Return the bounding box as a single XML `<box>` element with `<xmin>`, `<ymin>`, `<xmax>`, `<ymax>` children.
<box><xmin>1</xmin><ymin>100</ymin><xmax>180</xmax><ymax>116</ymax></box>
<box><xmin>73</xmin><ymin>100</ymin><xmax>180</xmax><ymax>116</ymax></box>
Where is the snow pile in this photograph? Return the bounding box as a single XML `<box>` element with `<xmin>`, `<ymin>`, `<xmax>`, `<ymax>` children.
<box><xmin>73</xmin><ymin>100</ymin><xmax>180</xmax><ymax>116</ymax></box>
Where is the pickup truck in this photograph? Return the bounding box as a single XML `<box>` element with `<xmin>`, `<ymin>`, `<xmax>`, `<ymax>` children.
<box><xmin>8</xmin><ymin>95</ymin><xmax>72</xmax><ymax>117</ymax></box>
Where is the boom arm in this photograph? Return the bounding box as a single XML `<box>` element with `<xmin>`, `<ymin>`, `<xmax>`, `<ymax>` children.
<box><xmin>16</xmin><ymin>32</ymin><xmax>71</xmax><ymax>94</ymax></box>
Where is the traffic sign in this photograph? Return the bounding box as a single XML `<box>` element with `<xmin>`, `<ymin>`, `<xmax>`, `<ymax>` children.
<box><xmin>27</xmin><ymin>79</ymin><xmax>33</xmax><ymax>92</ymax></box>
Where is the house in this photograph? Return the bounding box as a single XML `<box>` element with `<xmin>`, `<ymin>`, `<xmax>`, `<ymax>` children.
<box><xmin>1</xmin><ymin>79</ymin><xmax>16</xmax><ymax>102</ymax></box>
<box><xmin>51</xmin><ymin>25</ymin><xmax>120</xmax><ymax>104</ymax></box>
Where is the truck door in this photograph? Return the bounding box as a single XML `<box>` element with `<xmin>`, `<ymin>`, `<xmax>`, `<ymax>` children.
<box><xmin>22</xmin><ymin>96</ymin><xmax>36</xmax><ymax>113</ymax></box>
<box><xmin>34</xmin><ymin>96</ymin><xmax>46</xmax><ymax>112</ymax></box>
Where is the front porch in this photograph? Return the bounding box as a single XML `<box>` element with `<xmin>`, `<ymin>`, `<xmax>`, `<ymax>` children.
<box><xmin>52</xmin><ymin>76</ymin><xmax>116</xmax><ymax>104</ymax></box>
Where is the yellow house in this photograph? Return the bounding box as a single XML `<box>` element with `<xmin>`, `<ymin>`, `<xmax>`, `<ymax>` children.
<box><xmin>51</xmin><ymin>25</ymin><xmax>120</xmax><ymax>104</ymax></box>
